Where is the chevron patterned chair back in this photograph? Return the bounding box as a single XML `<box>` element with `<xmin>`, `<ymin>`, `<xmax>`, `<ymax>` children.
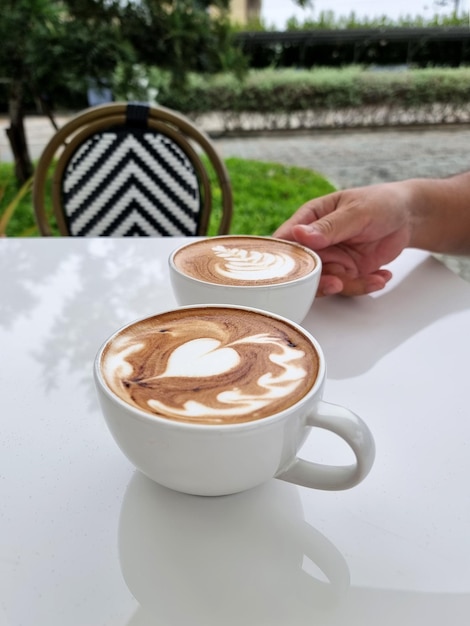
<box><xmin>33</xmin><ymin>102</ymin><xmax>233</xmax><ymax>237</ymax></box>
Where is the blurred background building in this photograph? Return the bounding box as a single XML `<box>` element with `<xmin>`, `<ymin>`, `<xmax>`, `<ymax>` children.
<box><xmin>230</xmin><ymin>0</ymin><xmax>262</xmax><ymax>24</ymax></box>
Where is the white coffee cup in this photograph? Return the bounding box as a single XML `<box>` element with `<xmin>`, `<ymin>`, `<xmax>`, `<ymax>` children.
<box><xmin>169</xmin><ymin>235</ymin><xmax>321</xmax><ymax>323</ymax></box>
<box><xmin>94</xmin><ymin>305</ymin><xmax>375</xmax><ymax>496</ymax></box>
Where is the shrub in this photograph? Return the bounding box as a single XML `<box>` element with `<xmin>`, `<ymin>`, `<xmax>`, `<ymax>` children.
<box><xmin>156</xmin><ymin>66</ymin><xmax>470</xmax><ymax>115</ymax></box>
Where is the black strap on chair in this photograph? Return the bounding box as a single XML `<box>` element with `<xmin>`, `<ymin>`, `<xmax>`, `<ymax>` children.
<box><xmin>126</xmin><ymin>102</ymin><xmax>150</xmax><ymax>128</ymax></box>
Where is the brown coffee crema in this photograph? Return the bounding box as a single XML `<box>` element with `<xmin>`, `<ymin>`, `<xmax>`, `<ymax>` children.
<box><xmin>101</xmin><ymin>307</ymin><xmax>320</xmax><ymax>425</ymax></box>
<box><xmin>173</xmin><ymin>236</ymin><xmax>317</xmax><ymax>286</ymax></box>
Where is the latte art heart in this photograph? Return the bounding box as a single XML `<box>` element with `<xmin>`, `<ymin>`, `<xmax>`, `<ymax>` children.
<box><xmin>159</xmin><ymin>338</ymin><xmax>240</xmax><ymax>378</ymax></box>
<box><xmin>146</xmin><ymin>333</ymin><xmax>306</xmax><ymax>418</ymax></box>
<box><xmin>101</xmin><ymin>307</ymin><xmax>320</xmax><ymax>425</ymax></box>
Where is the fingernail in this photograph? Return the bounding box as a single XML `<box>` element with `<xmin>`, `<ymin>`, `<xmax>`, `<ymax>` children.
<box><xmin>299</xmin><ymin>223</ymin><xmax>318</xmax><ymax>233</ymax></box>
<box><xmin>321</xmin><ymin>285</ymin><xmax>340</xmax><ymax>296</ymax></box>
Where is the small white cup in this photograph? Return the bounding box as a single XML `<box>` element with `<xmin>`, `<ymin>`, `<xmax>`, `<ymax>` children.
<box><xmin>169</xmin><ymin>235</ymin><xmax>322</xmax><ymax>324</ymax></box>
<box><xmin>94</xmin><ymin>305</ymin><xmax>375</xmax><ymax>496</ymax></box>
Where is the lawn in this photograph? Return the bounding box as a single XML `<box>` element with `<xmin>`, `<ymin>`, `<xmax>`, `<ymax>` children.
<box><xmin>0</xmin><ymin>158</ymin><xmax>335</xmax><ymax>237</ymax></box>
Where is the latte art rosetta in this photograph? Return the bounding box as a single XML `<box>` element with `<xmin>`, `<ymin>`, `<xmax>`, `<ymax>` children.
<box><xmin>172</xmin><ymin>236</ymin><xmax>317</xmax><ymax>286</ymax></box>
<box><xmin>212</xmin><ymin>245</ymin><xmax>296</xmax><ymax>282</ymax></box>
<box><xmin>101</xmin><ymin>308</ymin><xmax>319</xmax><ymax>424</ymax></box>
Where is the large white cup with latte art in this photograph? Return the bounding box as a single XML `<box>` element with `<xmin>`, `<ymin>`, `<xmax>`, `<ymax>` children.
<box><xmin>169</xmin><ymin>235</ymin><xmax>322</xmax><ymax>323</ymax></box>
<box><xmin>94</xmin><ymin>305</ymin><xmax>375</xmax><ymax>496</ymax></box>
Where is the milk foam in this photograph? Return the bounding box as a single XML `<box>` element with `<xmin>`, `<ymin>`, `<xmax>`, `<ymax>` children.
<box><xmin>159</xmin><ymin>338</ymin><xmax>240</xmax><ymax>378</ymax></box>
<box><xmin>101</xmin><ymin>307</ymin><xmax>319</xmax><ymax>424</ymax></box>
<box><xmin>173</xmin><ymin>236</ymin><xmax>317</xmax><ymax>287</ymax></box>
<box><xmin>212</xmin><ymin>245</ymin><xmax>296</xmax><ymax>282</ymax></box>
<box><xmin>146</xmin><ymin>333</ymin><xmax>306</xmax><ymax>418</ymax></box>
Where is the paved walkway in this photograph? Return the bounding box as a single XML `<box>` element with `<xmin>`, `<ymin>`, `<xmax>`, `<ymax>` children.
<box><xmin>213</xmin><ymin>124</ymin><xmax>470</xmax><ymax>190</ymax></box>
<box><xmin>2</xmin><ymin>115</ymin><xmax>470</xmax><ymax>280</ymax></box>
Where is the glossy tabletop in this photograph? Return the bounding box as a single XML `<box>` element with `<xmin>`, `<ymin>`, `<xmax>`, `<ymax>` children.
<box><xmin>1</xmin><ymin>238</ymin><xmax>469</xmax><ymax>626</ymax></box>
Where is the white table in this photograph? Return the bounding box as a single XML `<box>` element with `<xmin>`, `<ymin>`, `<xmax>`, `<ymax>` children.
<box><xmin>1</xmin><ymin>238</ymin><xmax>469</xmax><ymax>626</ymax></box>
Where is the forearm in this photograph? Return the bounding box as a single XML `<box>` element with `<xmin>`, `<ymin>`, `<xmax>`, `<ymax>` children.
<box><xmin>405</xmin><ymin>171</ymin><xmax>470</xmax><ymax>255</ymax></box>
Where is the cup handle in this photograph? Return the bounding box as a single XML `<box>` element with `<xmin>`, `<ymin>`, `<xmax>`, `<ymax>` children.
<box><xmin>277</xmin><ymin>401</ymin><xmax>375</xmax><ymax>491</ymax></box>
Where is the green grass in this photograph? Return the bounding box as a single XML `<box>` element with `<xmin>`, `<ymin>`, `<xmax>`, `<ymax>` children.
<box><xmin>0</xmin><ymin>158</ymin><xmax>335</xmax><ymax>237</ymax></box>
<box><xmin>214</xmin><ymin>158</ymin><xmax>335</xmax><ymax>235</ymax></box>
<box><xmin>0</xmin><ymin>165</ymin><xmax>37</xmax><ymax>236</ymax></box>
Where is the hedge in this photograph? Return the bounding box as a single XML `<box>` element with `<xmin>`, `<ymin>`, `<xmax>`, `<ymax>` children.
<box><xmin>155</xmin><ymin>66</ymin><xmax>470</xmax><ymax>115</ymax></box>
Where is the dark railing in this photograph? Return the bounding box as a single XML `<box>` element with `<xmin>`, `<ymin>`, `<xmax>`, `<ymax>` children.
<box><xmin>236</xmin><ymin>27</ymin><xmax>470</xmax><ymax>67</ymax></box>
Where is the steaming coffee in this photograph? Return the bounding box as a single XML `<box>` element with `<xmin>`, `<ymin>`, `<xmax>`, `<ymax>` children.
<box><xmin>172</xmin><ymin>235</ymin><xmax>317</xmax><ymax>286</ymax></box>
<box><xmin>100</xmin><ymin>306</ymin><xmax>320</xmax><ymax>425</ymax></box>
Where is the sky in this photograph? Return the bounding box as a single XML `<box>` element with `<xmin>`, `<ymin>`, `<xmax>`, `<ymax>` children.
<box><xmin>261</xmin><ymin>0</ymin><xmax>469</xmax><ymax>28</ymax></box>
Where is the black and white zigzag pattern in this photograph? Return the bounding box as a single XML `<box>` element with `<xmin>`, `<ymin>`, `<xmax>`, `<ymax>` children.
<box><xmin>61</xmin><ymin>130</ymin><xmax>201</xmax><ymax>236</ymax></box>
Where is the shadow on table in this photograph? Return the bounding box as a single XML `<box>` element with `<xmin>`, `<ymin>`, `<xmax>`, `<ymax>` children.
<box><xmin>309</xmin><ymin>254</ymin><xmax>470</xmax><ymax>379</ymax></box>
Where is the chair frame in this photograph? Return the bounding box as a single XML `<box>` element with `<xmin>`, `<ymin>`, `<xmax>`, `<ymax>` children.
<box><xmin>33</xmin><ymin>102</ymin><xmax>233</xmax><ymax>236</ymax></box>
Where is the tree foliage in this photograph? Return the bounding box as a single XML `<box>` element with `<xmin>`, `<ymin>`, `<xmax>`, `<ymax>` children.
<box><xmin>0</xmin><ymin>0</ymin><xmax>247</xmax><ymax>183</ymax></box>
<box><xmin>118</xmin><ymin>0</ymin><xmax>246</xmax><ymax>89</ymax></box>
<box><xmin>0</xmin><ymin>0</ymin><xmax>133</xmax><ymax>182</ymax></box>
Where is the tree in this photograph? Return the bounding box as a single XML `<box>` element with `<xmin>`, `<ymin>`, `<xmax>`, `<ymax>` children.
<box><xmin>118</xmin><ymin>0</ymin><xmax>246</xmax><ymax>91</ymax></box>
<box><xmin>0</xmin><ymin>0</ymin><xmax>245</xmax><ymax>184</ymax></box>
<box><xmin>0</xmin><ymin>0</ymin><xmax>309</xmax><ymax>184</ymax></box>
<box><xmin>0</xmin><ymin>0</ymin><xmax>132</xmax><ymax>183</ymax></box>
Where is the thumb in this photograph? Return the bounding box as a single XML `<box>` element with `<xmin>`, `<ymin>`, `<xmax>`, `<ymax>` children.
<box><xmin>292</xmin><ymin>209</ymin><xmax>365</xmax><ymax>250</ymax></box>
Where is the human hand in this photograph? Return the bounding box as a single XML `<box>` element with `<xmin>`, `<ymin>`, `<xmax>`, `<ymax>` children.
<box><xmin>273</xmin><ymin>182</ymin><xmax>414</xmax><ymax>296</ymax></box>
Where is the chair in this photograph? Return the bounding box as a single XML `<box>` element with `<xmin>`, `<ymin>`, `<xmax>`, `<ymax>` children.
<box><xmin>33</xmin><ymin>102</ymin><xmax>233</xmax><ymax>237</ymax></box>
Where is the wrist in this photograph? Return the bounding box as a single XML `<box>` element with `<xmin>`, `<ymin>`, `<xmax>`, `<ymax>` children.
<box><xmin>402</xmin><ymin>178</ymin><xmax>455</xmax><ymax>253</ymax></box>
<box><xmin>404</xmin><ymin>173</ymin><xmax>470</xmax><ymax>254</ymax></box>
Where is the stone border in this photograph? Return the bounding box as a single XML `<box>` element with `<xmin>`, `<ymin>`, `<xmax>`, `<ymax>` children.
<box><xmin>193</xmin><ymin>102</ymin><xmax>470</xmax><ymax>134</ymax></box>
